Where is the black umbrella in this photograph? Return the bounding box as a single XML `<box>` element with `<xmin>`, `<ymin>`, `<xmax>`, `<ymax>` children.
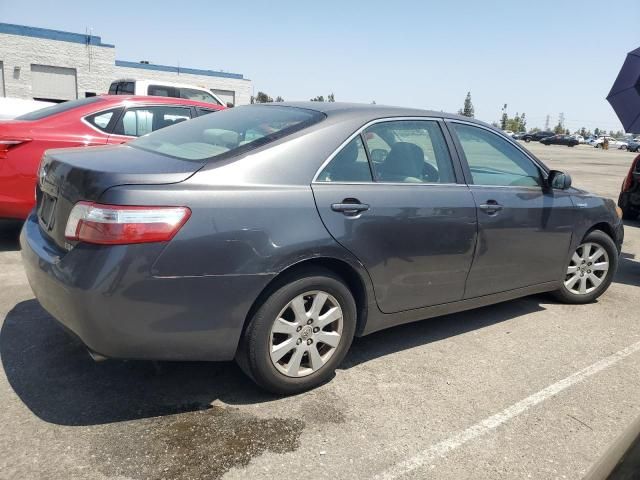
<box><xmin>607</xmin><ymin>47</ymin><xmax>640</xmax><ymax>133</ymax></box>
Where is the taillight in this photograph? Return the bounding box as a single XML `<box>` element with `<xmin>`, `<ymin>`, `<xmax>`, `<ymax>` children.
<box><xmin>0</xmin><ymin>138</ymin><xmax>31</xmax><ymax>159</ymax></box>
<box><xmin>622</xmin><ymin>154</ymin><xmax>640</xmax><ymax>192</ymax></box>
<box><xmin>64</xmin><ymin>202</ymin><xmax>191</xmax><ymax>245</ymax></box>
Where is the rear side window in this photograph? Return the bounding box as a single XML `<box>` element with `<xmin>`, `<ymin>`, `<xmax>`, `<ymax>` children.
<box><xmin>131</xmin><ymin>105</ymin><xmax>325</xmax><ymax>161</ymax></box>
<box><xmin>179</xmin><ymin>88</ymin><xmax>218</xmax><ymax>104</ymax></box>
<box><xmin>317</xmin><ymin>136</ymin><xmax>372</xmax><ymax>182</ymax></box>
<box><xmin>84</xmin><ymin>108</ymin><xmax>122</xmax><ymax>133</ymax></box>
<box><xmin>148</xmin><ymin>85</ymin><xmax>178</xmax><ymax>97</ymax></box>
<box><xmin>16</xmin><ymin>96</ymin><xmax>104</xmax><ymax>120</ymax></box>
<box><xmin>363</xmin><ymin>120</ymin><xmax>456</xmax><ymax>184</ymax></box>
<box><xmin>113</xmin><ymin>106</ymin><xmax>192</xmax><ymax>137</ymax></box>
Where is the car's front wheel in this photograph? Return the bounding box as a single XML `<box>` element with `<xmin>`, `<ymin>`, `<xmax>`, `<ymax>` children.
<box><xmin>237</xmin><ymin>268</ymin><xmax>356</xmax><ymax>394</ymax></box>
<box><xmin>553</xmin><ymin>230</ymin><xmax>618</xmax><ymax>304</ymax></box>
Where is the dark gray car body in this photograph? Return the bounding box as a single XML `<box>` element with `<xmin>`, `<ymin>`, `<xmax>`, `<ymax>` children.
<box><xmin>20</xmin><ymin>103</ymin><xmax>624</xmax><ymax>362</ymax></box>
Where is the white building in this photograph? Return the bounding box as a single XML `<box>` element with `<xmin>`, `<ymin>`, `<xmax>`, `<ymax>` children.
<box><xmin>0</xmin><ymin>23</ymin><xmax>252</xmax><ymax>106</ymax></box>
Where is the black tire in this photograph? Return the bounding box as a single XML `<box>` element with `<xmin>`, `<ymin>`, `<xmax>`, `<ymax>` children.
<box><xmin>236</xmin><ymin>267</ymin><xmax>356</xmax><ymax>394</ymax></box>
<box><xmin>552</xmin><ymin>230</ymin><xmax>618</xmax><ymax>304</ymax></box>
<box><xmin>524</xmin><ymin>138</ymin><xmax>531</xmax><ymax>143</ymax></box>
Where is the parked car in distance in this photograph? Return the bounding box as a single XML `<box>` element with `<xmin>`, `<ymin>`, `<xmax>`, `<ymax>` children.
<box><xmin>109</xmin><ymin>79</ymin><xmax>225</xmax><ymax>106</ymax></box>
<box><xmin>0</xmin><ymin>95</ymin><xmax>223</xmax><ymax>220</ymax></box>
<box><xmin>619</xmin><ymin>153</ymin><xmax>640</xmax><ymax>219</ymax></box>
<box><xmin>626</xmin><ymin>138</ymin><xmax>640</xmax><ymax>152</ymax></box>
<box><xmin>0</xmin><ymin>98</ymin><xmax>54</xmax><ymax>120</ymax></box>
<box><xmin>512</xmin><ymin>131</ymin><xmax>527</xmax><ymax>140</ymax></box>
<box><xmin>21</xmin><ymin>102</ymin><xmax>624</xmax><ymax>394</ymax></box>
<box><xmin>503</xmin><ymin>130</ymin><xmax>514</xmax><ymax>137</ymax></box>
<box><xmin>521</xmin><ymin>130</ymin><xmax>555</xmax><ymax>142</ymax></box>
<box><xmin>591</xmin><ymin>136</ymin><xmax>619</xmax><ymax>148</ymax></box>
<box><xmin>540</xmin><ymin>134</ymin><xmax>580</xmax><ymax>147</ymax></box>
<box><xmin>572</xmin><ymin>134</ymin><xmax>585</xmax><ymax>144</ymax></box>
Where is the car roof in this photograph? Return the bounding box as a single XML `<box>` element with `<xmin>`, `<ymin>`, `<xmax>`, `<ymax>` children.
<box><xmin>111</xmin><ymin>79</ymin><xmax>212</xmax><ymax>91</ymax></box>
<box><xmin>264</xmin><ymin>101</ymin><xmax>496</xmax><ymax>128</ymax></box>
<box><xmin>97</xmin><ymin>95</ymin><xmax>222</xmax><ymax>109</ymax></box>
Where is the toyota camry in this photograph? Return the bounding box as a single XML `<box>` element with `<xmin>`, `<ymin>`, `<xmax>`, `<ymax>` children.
<box><xmin>21</xmin><ymin>103</ymin><xmax>624</xmax><ymax>394</ymax></box>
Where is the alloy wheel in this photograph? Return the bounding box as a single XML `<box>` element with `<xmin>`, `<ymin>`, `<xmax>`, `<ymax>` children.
<box><xmin>269</xmin><ymin>290</ymin><xmax>343</xmax><ymax>377</ymax></box>
<box><xmin>564</xmin><ymin>242</ymin><xmax>610</xmax><ymax>295</ymax></box>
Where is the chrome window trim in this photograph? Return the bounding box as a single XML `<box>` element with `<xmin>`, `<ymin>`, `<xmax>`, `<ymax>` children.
<box><xmin>311</xmin><ymin>116</ymin><xmax>452</xmax><ymax>184</ymax></box>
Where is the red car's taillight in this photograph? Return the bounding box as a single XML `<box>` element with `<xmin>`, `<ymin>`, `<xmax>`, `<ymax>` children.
<box><xmin>64</xmin><ymin>202</ymin><xmax>191</xmax><ymax>245</ymax></box>
<box><xmin>0</xmin><ymin>138</ymin><xmax>31</xmax><ymax>159</ymax></box>
<box><xmin>622</xmin><ymin>154</ymin><xmax>640</xmax><ymax>192</ymax></box>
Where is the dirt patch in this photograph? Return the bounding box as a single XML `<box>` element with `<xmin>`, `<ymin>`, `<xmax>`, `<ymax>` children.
<box><xmin>90</xmin><ymin>405</ymin><xmax>304</xmax><ymax>480</ymax></box>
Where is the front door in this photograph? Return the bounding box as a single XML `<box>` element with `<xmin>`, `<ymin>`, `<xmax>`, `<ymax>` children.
<box><xmin>312</xmin><ymin>119</ymin><xmax>477</xmax><ymax>313</ymax></box>
<box><xmin>448</xmin><ymin>122</ymin><xmax>574</xmax><ymax>298</ymax></box>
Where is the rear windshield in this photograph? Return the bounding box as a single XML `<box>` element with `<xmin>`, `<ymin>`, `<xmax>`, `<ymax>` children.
<box><xmin>131</xmin><ymin>105</ymin><xmax>325</xmax><ymax>161</ymax></box>
<box><xmin>16</xmin><ymin>97</ymin><xmax>104</xmax><ymax>121</ymax></box>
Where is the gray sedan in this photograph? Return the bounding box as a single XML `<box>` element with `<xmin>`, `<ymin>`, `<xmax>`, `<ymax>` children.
<box><xmin>21</xmin><ymin>103</ymin><xmax>624</xmax><ymax>394</ymax></box>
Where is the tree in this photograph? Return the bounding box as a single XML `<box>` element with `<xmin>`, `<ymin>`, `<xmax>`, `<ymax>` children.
<box><xmin>327</xmin><ymin>93</ymin><xmax>335</xmax><ymax>102</ymax></box>
<box><xmin>594</xmin><ymin>127</ymin><xmax>600</xmax><ymax>136</ymax></box>
<box><xmin>580</xmin><ymin>127</ymin><xmax>587</xmax><ymax>138</ymax></box>
<box><xmin>310</xmin><ymin>95</ymin><xmax>325</xmax><ymax>102</ymax></box>
<box><xmin>500</xmin><ymin>104</ymin><xmax>508</xmax><ymax>130</ymax></box>
<box><xmin>275</xmin><ymin>96</ymin><xmax>284</xmax><ymax>102</ymax></box>
<box><xmin>458</xmin><ymin>92</ymin><xmax>474</xmax><ymax>118</ymax></box>
<box><xmin>519</xmin><ymin>112</ymin><xmax>527</xmax><ymax>132</ymax></box>
<box><xmin>253</xmin><ymin>91</ymin><xmax>273</xmax><ymax>103</ymax></box>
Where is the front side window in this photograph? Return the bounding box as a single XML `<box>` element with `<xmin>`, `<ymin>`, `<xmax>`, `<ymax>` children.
<box><xmin>363</xmin><ymin>120</ymin><xmax>456</xmax><ymax>184</ymax></box>
<box><xmin>131</xmin><ymin>105</ymin><xmax>325</xmax><ymax>161</ymax></box>
<box><xmin>113</xmin><ymin>106</ymin><xmax>191</xmax><ymax>137</ymax></box>
<box><xmin>317</xmin><ymin>136</ymin><xmax>372</xmax><ymax>182</ymax></box>
<box><xmin>452</xmin><ymin>123</ymin><xmax>542</xmax><ymax>187</ymax></box>
<box><xmin>179</xmin><ymin>88</ymin><xmax>218</xmax><ymax>104</ymax></box>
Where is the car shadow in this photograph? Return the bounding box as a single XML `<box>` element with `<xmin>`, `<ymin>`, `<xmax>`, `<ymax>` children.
<box><xmin>342</xmin><ymin>296</ymin><xmax>546</xmax><ymax>369</ymax></box>
<box><xmin>614</xmin><ymin>252</ymin><xmax>640</xmax><ymax>287</ymax></box>
<box><xmin>0</xmin><ymin>220</ymin><xmax>21</xmax><ymax>252</ymax></box>
<box><xmin>1</xmin><ymin>295</ymin><xmax>546</xmax><ymax>427</ymax></box>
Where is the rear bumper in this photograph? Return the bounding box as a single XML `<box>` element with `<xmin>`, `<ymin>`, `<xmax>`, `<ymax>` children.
<box><xmin>20</xmin><ymin>214</ymin><xmax>274</xmax><ymax>361</ymax></box>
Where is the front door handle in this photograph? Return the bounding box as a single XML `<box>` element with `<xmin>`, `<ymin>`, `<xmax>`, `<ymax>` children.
<box><xmin>331</xmin><ymin>201</ymin><xmax>369</xmax><ymax>216</ymax></box>
<box><xmin>479</xmin><ymin>201</ymin><xmax>503</xmax><ymax>214</ymax></box>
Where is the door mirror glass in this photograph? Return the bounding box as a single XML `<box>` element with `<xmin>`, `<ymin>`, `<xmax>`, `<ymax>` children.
<box><xmin>548</xmin><ymin>170</ymin><xmax>572</xmax><ymax>189</ymax></box>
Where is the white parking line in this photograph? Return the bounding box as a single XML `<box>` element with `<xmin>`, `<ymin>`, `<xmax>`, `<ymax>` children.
<box><xmin>375</xmin><ymin>340</ymin><xmax>640</xmax><ymax>480</ymax></box>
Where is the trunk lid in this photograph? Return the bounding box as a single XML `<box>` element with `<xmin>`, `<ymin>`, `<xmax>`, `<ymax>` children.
<box><xmin>36</xmin><ymin>144</ymin><xmax>203</xmax><ymax>249</ymax></box>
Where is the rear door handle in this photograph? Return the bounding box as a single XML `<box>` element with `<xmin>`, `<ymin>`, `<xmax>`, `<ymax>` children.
<box><xmin>479</xmin><ymin>201</ymin><xmax>503</xmax><ymax>214</ymax></box>
<box><xmin>331</xmin><ymin>202</ymin><xmax>369</xmax><ymax>216</ymax></box>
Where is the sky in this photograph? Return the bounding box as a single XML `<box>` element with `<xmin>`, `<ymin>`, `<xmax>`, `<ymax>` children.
<box><xmin>2</xmin><ymin>0</ymin><xmax>639</xmax><ymax>132</ymax></box>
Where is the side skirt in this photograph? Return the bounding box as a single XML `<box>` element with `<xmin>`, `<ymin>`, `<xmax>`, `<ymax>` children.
<box><xmin>361</xmin><ymin>281</ymin><xmax>560</xmax><ymax>336</ymax></box>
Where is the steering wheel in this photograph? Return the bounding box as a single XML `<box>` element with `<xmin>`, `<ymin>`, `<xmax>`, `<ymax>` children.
<box><xmin>423</xmin><ymin>163</ymin><xmax>440</xmax><ymax>182</ymax></box>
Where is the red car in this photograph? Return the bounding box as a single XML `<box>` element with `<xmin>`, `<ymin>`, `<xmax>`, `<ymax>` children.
<box><xmin>0</xmin><ymin>95</ymin><xmax>223</xmax><ymax>220</ymax></box>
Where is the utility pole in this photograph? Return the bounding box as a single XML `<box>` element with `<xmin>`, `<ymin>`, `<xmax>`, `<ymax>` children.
<box><xmin>545</xmin><ymin>115</ymin><xmax>550</xmax><ymax>130</ymax></box>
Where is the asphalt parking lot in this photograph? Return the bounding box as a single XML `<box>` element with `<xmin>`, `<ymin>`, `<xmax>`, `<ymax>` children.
<box><xmin>1</xmin><ymin>142</ymin><xmax>639</xmax><ymax>480</ymax></box>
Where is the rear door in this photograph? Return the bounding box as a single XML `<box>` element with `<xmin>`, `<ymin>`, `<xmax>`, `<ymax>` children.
<box><xmin>448</xmin><ymin>121</ymin><xmax>574</xmax><ymax>298</ymax></box>
<box><xmin>106</xmin><ymin>105</ymin><xmax>193</xmax><ymax>144</ymax></box>
<box><xmin>312</xmin><ymin>119</ymin><xmax>477</xmax><ymax>314</ymax></box>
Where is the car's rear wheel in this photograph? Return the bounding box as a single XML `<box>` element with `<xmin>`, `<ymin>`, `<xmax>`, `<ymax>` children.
<box><xmin>553</xmin><ymin>230</ymin><xmax>617</xmax><ymax>304</ymax></box>
<box><xmin>237</xmin><ymin>268</ymin><xmax>356</xmax><ymax>394</ymax></box>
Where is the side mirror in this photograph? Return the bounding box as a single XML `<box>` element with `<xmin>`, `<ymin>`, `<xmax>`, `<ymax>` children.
<box><xmin>548</xmin><ymin>170</ymin><xmax>572</xmax><ymax>190</ymax></box>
